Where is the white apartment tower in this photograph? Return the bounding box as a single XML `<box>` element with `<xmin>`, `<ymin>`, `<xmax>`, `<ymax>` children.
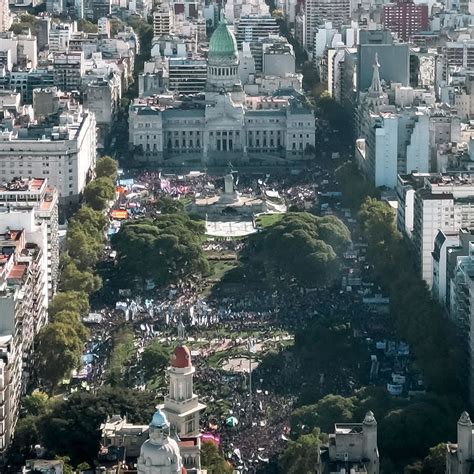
<box><xmin>153</xmin><ymin>8</ymin><xmax>173</xmax><ymax>37</ymax></box>
<box><xmin>412</xmin><ymin>176</ymin><xmax>474</xmax><ymax>288</ymax></box>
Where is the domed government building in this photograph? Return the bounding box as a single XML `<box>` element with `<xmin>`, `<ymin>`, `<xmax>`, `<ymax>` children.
<box><xmin>129</xmin><ymin>16</ymin><xmax>315</xmax><ymax>165</ymax></box>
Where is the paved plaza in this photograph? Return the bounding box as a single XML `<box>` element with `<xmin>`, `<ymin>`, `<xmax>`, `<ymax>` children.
<box><xmin>206</xmin><ymin>220</ymin><xmax>258</xmax><ymax>237</ymax></box>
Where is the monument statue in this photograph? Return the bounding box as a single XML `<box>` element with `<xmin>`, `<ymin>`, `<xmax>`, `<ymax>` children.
<box><xmin>224</xmin><ymin>173</ymin><xmax>234</xmax><ymax>195</ymax></box>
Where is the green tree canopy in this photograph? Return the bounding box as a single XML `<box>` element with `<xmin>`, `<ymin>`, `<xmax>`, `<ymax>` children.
<box><xmin>140</xmin><ymin>341</ymin><xmax>170</xmax><ymax>381</ymax></box>
<box><xmin>22</xmin><ymin>391</ymin><xmax>50</xmax><ymax>417</ymax></box>
<box><xmin>77</xmin><ymin>19</ymin><xmax>98</xmax><ymax>33</ymax></box>
<box><xmin>243</xmin><ymin>212</ymin><xmax>350</xmax><ymax>288</ymax></box>
<box><xmin>358</xmin><ymin>197</ymin><xmax>397</xmax><ymax>248</ymax></box>
<box><xmin>49</xmin><ymin>291</ymin><xmax>90</xmax><ymax>317</ymax></box>
<box><xmin>336</xmin><ymin>162</ymin><xmax>379</xmax><ymax>209</ymax></box>
<box><xmin>279</xmin><ymin>429</ymin><xmax>325</xmax><ymax>474</ymax></box>
<box><xmin>60</xmin><ymin>261</ymin><xmax>102</xmax><ymax>294</ymax></box>
<box><xmin>201</xmin><ymin>441</ymin><xmax>233</xmax><ymax>474</ymax></box>
<box><xmin>66</xmin><ymin>226</ymin><xmax>103</xmax><ymax>271</ymax></box>
<box><xmin>69</xmin><ymin>205</ymin><xmax>108</xmax><ymax>239</ymax></box>
<box><xmin>37</xmin><ymin>387</ymin><xmax>156</xmax><ymax>464</ymax></box>
<box><xmin>422</xmin><ymin>443</ymin><xmax>446</xmax><ymax>474</ymax></box>
<box><xmin>291</xmin><ymin>394</ymin><xmax>355</xmax><ymax>436</ymax></box>
<box><xmin>111</xmin><ymin>214</ymin><xmax>208</xmax><ymax>287</ymax></box>
<box><xmin>50</xmin><ymin>310</ymin><xmax>88</xmax><ymax>342</ymax></box>
<box><xmin>154</xmin><ymin>196</ymin><xmax>185</xmax><ymax>214</ymax></box>
<box><xmin>83</xmin><ymin>177</ymin><xmax>115</xmax><ymax>211</ymax></box>
<box><xmin>95</xmin><ymin>156</ymin><xmax>118</xmax><ymax>181</ymax></box>
<box><xmin>35</xmin><ymin>323</ymin><xmax>84</xmax><ymax>389</ymax></box>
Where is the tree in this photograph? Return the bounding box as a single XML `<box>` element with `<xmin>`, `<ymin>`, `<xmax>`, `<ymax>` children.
<box><xmin>291</xmin><ymin>394</ymin><xmax>354</xmax><ymax>435</ymax></box>
<box><xmin>66</xmin><ymin>226</ymin><xmax>103</xmax><ymax>271</ymax></box>
<box><xmin>49</xmin><ymin>291</ymin><xmax>90</xmax><ymax>317</ymax></box>
<box><xmin>112</xmin><ymin>215</ymin><xmax>208</xmax><ymax>287</ymax></box>
<box><xmin>77</xmin><ymin>19</ymin><xmax>98</xmax><ymax>33</ymax></box>
<box><xmin>378</xmin><ymin>397</ymin><xmax>457</xmax><ymax>468</ymax></box>
<box><xmin>422</xmin><ymin>443</ymin><xmax>446</xmax><ymax>474</ymax></box>
<box><xmin>61</xmin><ymin>261</ymin><xmax>102</xmax><ymax>294</ymax></box>
<box><xmin>336</xmin><ymin>162</ymin><xmax>379</xmax><ymax>209</ymax></box>
<box><xmin>12</xmin><ymin>416</ymin><xmax>40</xmax><ymax>455</ymax></box>
<box><xmin>38</xmin><ymin>387</ymin><xmax>156</xmax><ymax>464</ymax></box>
<box><xmin>279</xmin><ymin>429</ymin><xmax>324</xmax><ymax>474</ymax></box>
<box><xmin>35</xmin><ymin>323</ymin><xmax>84</xmax><ymax>389</ymax></box>
<box><xmin>358</xmin><ymin>197</ymin><xmax>397</xmax><ymax>248</ymax></box>
<box><xmin>51</xmin><ymin>310</ymin><xmax>88</xmax><ymax>342</ymax></box>
<box><xmin>69</xmin><ymin>205</ymin><xmax>108</xmax><ymax>239</ymax></box>
<box><xmin>140</xmin><ymin>341</ymin><xmax>170</xmax><ymax>381</ymax></box>
<box><xmin>201</xmin><ymin>441</ymin><xmax>233</xmax><ymax>474</ymax></box>
<box><xmin>83</xmin><ymin>177</ymin><xmax>115</xmax><ymax>211</ymax></box>
<box><xmin>95</xmin><ymin>156</ymin><xmax>118</xmax><ymax>181</ymax></box>
<box><xmin>243</xmin><ymin>213</ymin><xmax>350</xmax><ymax>288</ymax></box>
<box><xmin>154</xmin><ymin>196</ymin><xmax>185</xmax><ymax>214</ymax></box>
<box><xmin>22</xmin><ymin>391</ymin><xmax>50</xmax><ymax>417</ymax></box>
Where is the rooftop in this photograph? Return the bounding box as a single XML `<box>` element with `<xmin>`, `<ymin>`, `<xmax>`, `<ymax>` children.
<box><xmin>0</xmin><ymin>177</ymin><xmax>46</xmax><ymax>193</ymax></box>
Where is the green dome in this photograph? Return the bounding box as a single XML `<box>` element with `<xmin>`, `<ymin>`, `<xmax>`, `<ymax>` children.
<box><xmin>208</xmin><ymin>18</ymin><xmax>238</xmax><ymax>60</ymax></box>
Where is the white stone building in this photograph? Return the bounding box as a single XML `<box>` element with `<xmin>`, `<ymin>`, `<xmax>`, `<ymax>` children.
<box><xmin>0</xmin><ymin>102</ymin><xmax>96</xmax><ymax>205</ymax></box>
<box><xmin>323</xmin><ymin>411</ymin><xmax>379</xmax><ymax>474</ymax></box>
<box><xmin>447</xmin><ymin>412</ymin><xmax>474</xmax><ymax>472</ymax></box>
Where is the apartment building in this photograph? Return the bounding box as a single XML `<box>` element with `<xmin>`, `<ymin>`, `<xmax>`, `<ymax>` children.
<box><xmin>0</xmin><ymin>102</ymin><xmax>96</xmax><ymax>204</ymax></box>
<box><xmin>0</xmin><ymin>178</ymin><xmax>59</xmax><ymax>298</ymax></box>
<box><xmin>0</xmin><ymin>228</ymin><xmax>47</xmax><ymax>457</ymax></box>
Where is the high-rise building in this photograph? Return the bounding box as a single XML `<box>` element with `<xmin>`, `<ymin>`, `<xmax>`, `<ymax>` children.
<box><xmin>0</xmin><ymin>227</ymin><xmax>47</xmax><ymax>458</ymax></box>
<box><xmin>86</xmin><ymin>0</ymin><xmax>111</xmax><ymax>22</ymax></box>
<box><xmin>235</xmin><ymin>15</ymin><xmax>279</xmax><ymax>48</ymax></box>
<box><xmin>412</xmin><ymin>175</ymin><xmax>474</xmax><ymax>288</ymax></box>
<box><xmin>0</xmin><ymin>0</ymin><xmax>11</xmax><ymax>33</ymax></box>
<box><xmin>168</xmin><ymin>58</ymin><xmax>207</xmax><ymax>95</ymax></box>
<box><xmin>153</xmin><ymin>8</ymin><xmax>174</xmax><ymax>37</ymax></box>
<box><xmin>46</xmin><ymin>0</ymin><xmax>63</xmax><ymax>14</ymax></box>
<box><xmin>0</xmin><ymin>102</ymin><xmax>96</xmax><ymax>205</ymax></box>
<box><xmin>53</xmin><ymin>51</ymin><xmax>85</xmax><ymax>92</ymax></box>
<box><xmin>382</xmin><ymin>0</ymin><xmax>428</xmax><ymax>42</ymax></box>
<box><xmin>304</xmin><ymin>0</ymin><xmax>350</xmax><ymax>51</ymax></box>
<box><xmin>0</xmin><ymin>178</ymin><xmax>59</xmax><ymax>298</ymax></box>
<box><xmin>48</xmin><ymin>23</ymin><xmax>74</xmax><ymax>53</ymax></box>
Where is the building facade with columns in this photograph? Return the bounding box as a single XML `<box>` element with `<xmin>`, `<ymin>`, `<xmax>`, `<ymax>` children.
<box><xmin>129</xmin><ymin>17</ymin><xmax>315</xmax><ymax>166</ymax></box>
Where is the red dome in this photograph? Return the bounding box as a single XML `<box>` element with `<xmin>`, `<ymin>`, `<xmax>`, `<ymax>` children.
<box><xmin>171</xmin><ymin>345</ymin><xmax>192</xmax><ymax>368</ymax></box>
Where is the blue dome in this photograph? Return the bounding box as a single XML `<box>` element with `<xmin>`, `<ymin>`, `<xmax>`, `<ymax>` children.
<box><xmin>151</xmin><ymin>409</ymin><xmax>169</xmax><ymax>428</ymax></box>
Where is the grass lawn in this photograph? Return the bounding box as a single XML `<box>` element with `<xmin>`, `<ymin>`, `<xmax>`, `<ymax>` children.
<box><xmin>255</xmin><ymin>213</ymin><xmax>283</xmax><ymax>228</ymax></box>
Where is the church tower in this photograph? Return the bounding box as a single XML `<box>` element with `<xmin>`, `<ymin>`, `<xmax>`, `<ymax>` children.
<box><xmin>365</xmin><ymin>53</ymin><xmax>388</xmax><ymax>110</ymax></box>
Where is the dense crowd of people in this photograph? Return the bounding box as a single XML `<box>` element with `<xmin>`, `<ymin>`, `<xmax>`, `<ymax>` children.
<box><xmin>79</xmin><ymin>167</ymin><xmax>414</xmax><ymax>471</ymax></box>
